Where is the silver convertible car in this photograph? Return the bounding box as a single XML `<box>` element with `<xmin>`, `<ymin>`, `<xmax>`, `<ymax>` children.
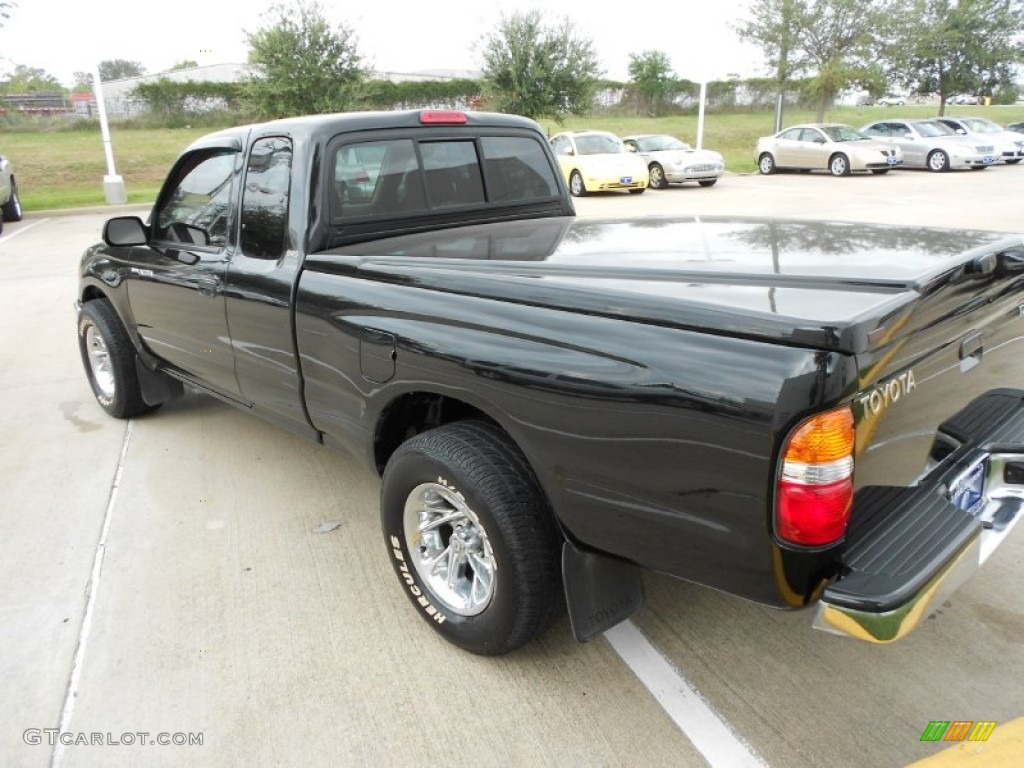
<box><xmin>621</xmin><ymin>134</ymin><xmax>724</xmax><ymax>188</ymax></box>
<box><xmin>755</xmin><ymin>123</ymin><xmax>902</xmax><ymax>176</ymax></box>
<box><xmin>860</xmin><ymin>119</ymin><xmax>997</xmax><ymax>172</ymax></box>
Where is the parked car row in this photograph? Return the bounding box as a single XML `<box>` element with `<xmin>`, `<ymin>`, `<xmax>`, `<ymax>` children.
<box><xmin>756</xmin><ymin>116</ymin><xmax>1024</xmax><ymax>176</ymax></box>
<box><xmin>548</xmin><ymin>130</ymin><xmax>725</xmax><ymax>196</ymax></box>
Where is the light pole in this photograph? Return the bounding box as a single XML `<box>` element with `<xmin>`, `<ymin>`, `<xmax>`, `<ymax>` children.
<box><xmin>92</xmin><ymin>66</ymin><xmax>127</xmax><ymax>205</ymax></box>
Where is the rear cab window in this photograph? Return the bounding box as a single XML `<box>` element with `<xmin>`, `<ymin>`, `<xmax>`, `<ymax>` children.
<box><xmin>329</xmin><ymin>131</ymin><xmax>560</xmax><ymax>223</ymax></box>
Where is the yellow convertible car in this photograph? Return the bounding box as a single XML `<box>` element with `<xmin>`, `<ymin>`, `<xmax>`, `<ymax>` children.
<box><xmin>549</xmin><ymin>130</ymin><xmax>649</xmax><ymax>196</ymax></box>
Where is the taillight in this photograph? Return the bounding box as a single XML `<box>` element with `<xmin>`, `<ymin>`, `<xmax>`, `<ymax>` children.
<box><xmin>420</xmin><ymin>111</ymin><xmax>467</xmax><ymax>124</ymax></box>
<box><xmin>776</xmin><ymin>406</ymin><xmax>854</xmax><ymax>546</ymax></box>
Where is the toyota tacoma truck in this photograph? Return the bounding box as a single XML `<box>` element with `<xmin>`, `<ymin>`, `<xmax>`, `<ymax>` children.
<box><xmin>76</xmin><ymin>109</ymin><xmax>1024</xmax><ymax>655</ymax></box>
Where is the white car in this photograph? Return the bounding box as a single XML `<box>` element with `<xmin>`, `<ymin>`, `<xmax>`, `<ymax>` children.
<box><xmin>877</xmin><ymin>95</ymin><xmax>906</xmax><ymax>106</ymax></box>
<box><xmin>621</xmin><ymin>134</ymin><xmax>724</xmax><ymax>189</ymax></box>
<box><xmin>934</xmin><ymin>116</ymin><xmax>1024</xmax><ymax>164</ymax></box>
<box><xmin>861</xmin><ymin>119</ymin><xmax>997</xmax><ymax>171</ymax></box>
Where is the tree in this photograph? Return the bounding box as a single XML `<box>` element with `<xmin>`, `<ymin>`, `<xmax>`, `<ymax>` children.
<box><xmin>245</xmin><ymin>0</ymin><xmax>366</xmax><ymax>118</ymax></box>
<box><xmin>0</xmin><ymin>64</ymin><xmax>63</xmax><ymax>94</ymax></box>
<box><xmin>891</xmin><ymin>0</ymin><xmax>1024</xmax><ymax>114</ymax></box>
<box><xmin>628</xmin><ymin>50</ymin><xmax>674</xmax><ymax>116</ymax></box>
<box><xmin>479</xmin><ymin>10</ymin><xmax>601</xmax><ymax>122</ymax></box>
<box><xmin>170</xmin><ymin>60</ymin><xmax>199</xmax><ymax>71</ymax></box>
<box><xmin>737</xmin><ymin>0</ymin><xmax>895</xmax><ymax>121</ymax></box>
<box><xmin>99</xmin><ymin>59</ymin><xmax>146</xmax><ymax>81</ymax></box>
<box><xmin>71</xmin><ymin>71</ymin><xmax>94</xmax><ymax>94</ymax></box>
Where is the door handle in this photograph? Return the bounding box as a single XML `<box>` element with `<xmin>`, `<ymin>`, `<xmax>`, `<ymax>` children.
<box><xmin>197</xmin><ymin>277</ymin><xmax>222</xmax><ymax>297</ymax></box>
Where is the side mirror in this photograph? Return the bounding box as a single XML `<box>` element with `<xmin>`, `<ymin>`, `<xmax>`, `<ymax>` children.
<box><xmin>103</xmin><ymin>216</ymin><xmax>148</xmax><ymax>247</ymax></box>
<box><xmin>563</xmin><ymin>147</ymin><xmax>575</xmax><ymax>156</ymax></box>
<box><xmin>625</xmin><ymin>145</ymin><xmax>636</xmax><ymax>153</ymax></box>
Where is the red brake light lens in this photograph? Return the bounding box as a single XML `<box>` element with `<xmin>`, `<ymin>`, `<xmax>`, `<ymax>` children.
<box><xmin>420</xmin><ymin>111</ymin><xmax>468</xmax><ymax>124</ymax></box>
<box><xmin>775</xmin><ymin>406</ymin><xmax>855</xmax><ymax>547</ymax></box>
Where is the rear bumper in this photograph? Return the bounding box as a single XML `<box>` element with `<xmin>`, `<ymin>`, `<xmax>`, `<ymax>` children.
<box><xmin>813</xmin><ymin>392</ymin><xmax>1024</xmax><ymax>643</ymax></box>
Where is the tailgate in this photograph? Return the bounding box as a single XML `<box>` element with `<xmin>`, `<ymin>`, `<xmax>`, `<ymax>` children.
<box><xmin>816</xmin><ymin>245</ymin><xmax>1024</xmax><ymax>642</ymax></box>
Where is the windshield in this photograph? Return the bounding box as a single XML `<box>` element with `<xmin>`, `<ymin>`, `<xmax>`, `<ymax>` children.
<box><xmin>636</xmin><ymin>135</ymin><xmax>689</xmax><ymax>152</ymax></box>
<box><xmin>820</xmin><ymin>125</ymin><xmax>868</xmax><ymax>142</ymax></box>
<box><xmin>916</xmin><ymin>121</ymin><xmax>955</xmax><ymax>137</ymax></box>
<box><xmin>962</xmin><ymin>118</ymin><xmax>1000</xmax><ymax>134</ymax></box>
<box><xmin>575</xmin><ymin>134</ymin><xmax>625</xmax><ymax>155</ymax></box>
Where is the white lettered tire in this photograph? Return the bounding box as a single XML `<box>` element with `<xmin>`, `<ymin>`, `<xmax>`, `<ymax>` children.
<box><xmin>381</xmin><ymin>420</ymin><xmax>563</xmax><ymax>655</ymax></box>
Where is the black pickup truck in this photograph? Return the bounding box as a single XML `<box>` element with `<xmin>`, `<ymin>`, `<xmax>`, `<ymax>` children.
<box><xmin>77</xmin><ymin>109</ymin><xmax>1024</xmax><ymax>655</ymax></box>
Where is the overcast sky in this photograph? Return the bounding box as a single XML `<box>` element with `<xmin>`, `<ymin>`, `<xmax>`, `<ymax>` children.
<box><xmin>0</xmin><ymin>0</ymin><xmax>765</xmax><ymax>86</ymax></box>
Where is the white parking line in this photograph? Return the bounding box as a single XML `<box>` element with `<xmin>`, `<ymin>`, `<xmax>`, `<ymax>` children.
<box><xmin>0</xmin><ymin>218</ymin><xmax>50</xmax><ymax>246</ymax></box>
<box><xmin>51</xmin><ymin>421</ymin><xmax>134</xmax><ymax>768</ymax></box>
<box><xmin>606</xmin><ymin>620</ymin><xmax>766</xmax><ymax>768</ymax></box>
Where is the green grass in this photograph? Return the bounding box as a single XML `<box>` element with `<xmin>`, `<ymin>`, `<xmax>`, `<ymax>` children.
<box><xmin>0</xmin><ymin>126</ymin><xmax>211</xmax><ymax>211</ymax></box>
<box><xmin>3</xmin><ymin>104</ymin><xmax>1024</xmax><ymax>211</ymax></box>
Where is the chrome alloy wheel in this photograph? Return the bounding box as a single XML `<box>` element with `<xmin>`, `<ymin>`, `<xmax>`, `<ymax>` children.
<box><xmin>85</xmin><ymin>325</ymin><xmax>116</xmax><ymax>398</ymax></box>
<box><xmin>403</xmin><ymin>482</ymin><xmax>496</xmax><ymax>616</ymax></box>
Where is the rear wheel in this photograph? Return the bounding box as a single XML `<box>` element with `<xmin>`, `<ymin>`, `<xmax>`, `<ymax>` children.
<box><xmin>77</xmin><ymin>300</ymin><xmax>155</xmax><ymax>418</ymax></box>
<box><xmin>829</xmin><ymin>153</ymin><xmax>851</xmax><ymax>177</ymax></box>
<box><xmin>648</xmin><ymin>163</ymin><xmax>667</xmax><ymax>189</ymax></box>
<box><xmin>927</xmin><ymin>150</ymin><xmax>950</xmax><ymax>172</ymax></box>
<box><xmin>758</xmin><ymin>153</ymin><xmax>776</xmax><ymax>175</ymax></box>
<box><xmin>381</xmin><ymin>420</ymin><xmax>563</xmax><ymax>655</ymax></box>
<box><xmin>568</xmin><ymin>170</ymin><xmax>586</xmax><ymax>197</ymax></box>
<box><xmin>1</xmin><ymin>179</ymin><xmax>22</xmax><ymax>222</ymax></box>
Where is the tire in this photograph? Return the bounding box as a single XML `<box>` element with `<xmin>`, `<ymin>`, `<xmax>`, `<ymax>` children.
<box><xmin>871</xmin><ymin>169</ymin><xmax>890</xmax><ymax>175</ymax></box>
<box><xmin>2</xmin><ymin>179</ymin><xmax>23</xmax><ymax>222</ymax></box>
<box><xmin>698</xmin><ymin>179</ymin><xmax>718</xmax><ymax>187</ymax></box>
<box><xmin>1005</xmin><ymin>159</ymin><xmax>1021</xmax><ymax>165</ymax></box>
<box><xmin>648</xmin><ymin>163</ymin><xmax>667</xmax><ymax>189</ymax></box>
<box><xmin>381</xmin><ymin>420</ymin><xmax>563</xmax><ymax>655</ymax></box>
<box><xmin>927</xmin><ymin>150</ymin><xmax>950</xmax><ymax>173</ymax></box>
<box><xmin>568</xmin><ymin>170</ymin><xmax>586</xmax><ymax>197</ymax></box>
<box><xmin>829</xmin><ymin>153</ymin><xmax>851</xmax><ymax>177</ymax></box>
<box><xmin>628</xmin><ymin>187</ymin><xmax>645</xmax><ymax>194</ymax></box>
<box><xmin>77</xmin><ymin>300</ymin><xmax>155</xmax><ymax>418</ymax></box>
<box><xmin>758</xmin><ymin>153</ymin><xmax>776</xmax><ymax>175</ymax></box>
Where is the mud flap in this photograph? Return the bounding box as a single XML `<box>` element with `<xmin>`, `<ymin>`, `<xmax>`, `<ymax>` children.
<box><xmin>135</xmin><ymin>358</ymin><xmax>184</xmax><ymax>407</ymax></box>
<box><xmin>562</xmin><ymin>539</ymin><xmax>644</xmax><ymax>642</ymax></box>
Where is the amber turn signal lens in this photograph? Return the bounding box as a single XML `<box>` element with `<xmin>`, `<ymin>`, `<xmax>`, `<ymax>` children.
<box><xmin>783</xmin><ymin>408</ymin><xmax>855</xmax><ymax>465</ymax></box>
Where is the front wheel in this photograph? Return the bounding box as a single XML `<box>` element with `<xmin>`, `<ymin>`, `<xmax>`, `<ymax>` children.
<box><xmin>1006</xmin><ymin>159</ymin><xmax>1022</xmax><ymax>165</ymax></box>
<box><xmin>927</xmin><ymin>150</ymin><xmax>950</xmax><ymax>172</ymax></box>
<box><xmin>2</xmin><ymin>180</ymin><xmax>22</xmax><ymax>222</ymax></box>
<box><xmin>628</xmin><ymin>187</ymin><xmax>645</xmax><ymax>194</ymax></box>
<box><xmin>698</xmin><ymin>179</ymin><xmax>718</xmax><ymax>187</ymax></box>
<box><xmin>381</xmin><ymin>421</ymin><xmax>563</xmax><ymax>655</ymax></box>
<box><xmin>871</xmin><ymin>169</ymin><xmax>890</xmax><ymax>175</ymax></box>
<box><xmin>77</xmin><ymin>300</ymin><xmax>155</xmax><ymax>418</ymax></box>
<box><xmin>568</xmin><ymin>170</ymin><xmax>586</xmax><ymax>197</ymax></box>
<box><xmin>648</xmin><ymin>163</ymin><xmax>667</xmax><ymax>189</ymax></box>
<box><xmin>758</xmin><ymin>153</ymin><xmax>776</xmax><ymax>175</ymax></box>
<box><xmin>829</xmin><ymin>153</ymin><xmax>851</xmax><ymax>177</ymax></box>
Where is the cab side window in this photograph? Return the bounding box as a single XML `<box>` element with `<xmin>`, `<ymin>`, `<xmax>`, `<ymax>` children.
<box><xmin>240</xmin><ymin>137</ymin><xmax>293</xmax><ymax>260</ymax></box>
<box><xmin>154</xmin><ymin>151</ymin><xmax>235</xmax><ymax>247</ymax></box>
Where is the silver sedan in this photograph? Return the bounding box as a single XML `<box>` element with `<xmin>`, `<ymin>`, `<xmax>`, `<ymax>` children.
<box><xmin>860</xmin><ymin>119</ymin><xmax>998</xmax><ymax>171</ymax></box>
<box><xmin>755</xmin><ymin>123</ymin><xmax>902</xmax><ymax>176</ymax></box>
<box><xmin>622</xmin><ymin>134</ymin><xmax>725</xmax><ymax>188</ymax></box>
<box><xmin>0</xmin><ymin>152</ymin><xmax>22</xmax><ymax>232</ymax></box>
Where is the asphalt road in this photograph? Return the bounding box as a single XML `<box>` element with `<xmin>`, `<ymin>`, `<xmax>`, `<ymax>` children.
<box><xmin>2</xmin><ymin>166</ymin><xmax>1023</xmax><ymax>768</ymax></box>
